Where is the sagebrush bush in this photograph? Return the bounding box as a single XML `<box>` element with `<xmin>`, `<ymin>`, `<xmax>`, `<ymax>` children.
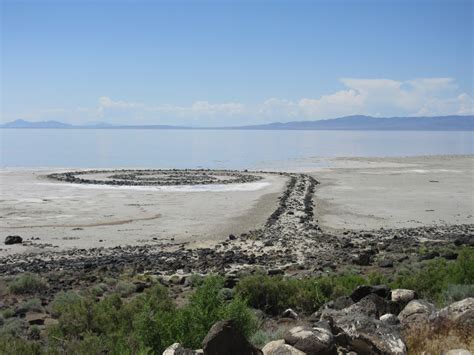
<box><xmin>89</xmin><ymin>283</ymin><xmax>108</xmax><ymax>297</ymax></box>
<box><xmin>45</xmin><ymin>276</ymin><xmax>257</xmax><ymax>353</ymax></box>
<box><xmin>115</xmin><ymin>281</ymin><xmax>136</xmax><ymax>297</ymax></box>
<box><xmin>442</xmin><ymin>284</ymin><xmax>474</xmax><ymax>304</ymax></box>
<box><xmin>392</xmin><ymin>247</ymin><xmax>474</xmax><ymax>305</ymax></box>
<box><xmin>235</xmin><ymin>272</ymin><xmax>368</xmax><ymax>315</ymax></box>
<box><xmin>17</xmin><ymin>298</ymin><xmax>43</xmax><ymax>313</ymax></box>
<box><xmin>8</xmin><ymin>273</ymin><xmax>47</xmax><ymax>295</ymax></box>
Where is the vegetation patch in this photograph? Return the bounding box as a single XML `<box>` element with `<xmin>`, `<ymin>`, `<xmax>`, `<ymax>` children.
<box><xmin>8</xmin><ymin>273</ymin><xmax>47</xmax><ymax>295</ymax></box>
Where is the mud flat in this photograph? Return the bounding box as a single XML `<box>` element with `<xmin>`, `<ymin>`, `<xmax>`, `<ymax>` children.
<box><xmin>0</xmin><ymin>169</ymin><xmax>288</xmax><ymax>256</ymax></box>
<box><xmin>308</xmin><ymin>155</ymin><xmax>474</xmax><ymax>231</ymax></box>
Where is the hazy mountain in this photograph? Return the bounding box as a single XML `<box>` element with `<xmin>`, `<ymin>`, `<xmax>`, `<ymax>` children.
<box><xmin>233</xmin><ymin>115</ymin><xmax>474</xmax><ymax>131</ymax></box>
<box><xmin>1</xmin><ymin>115</ymin><xmax>473</xmax><ymax>130</ymax></box>
<box><xmin>0</xmin><ymin>119</ymin><xmax>73</xmax><ymax>128</ymax></box>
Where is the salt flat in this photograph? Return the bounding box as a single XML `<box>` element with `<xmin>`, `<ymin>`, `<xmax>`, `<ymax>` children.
<box><xmin>0</xmin><ymin>169</ymin><xmax>287</xmax><ymax>256</ymax></box>
<box><xmin>307</xmin><ymin>155</ymin><xmax>474</xmax><ymax>231</ymax></box>
<box><xmin>1</xmin><ymin>155</ymin><xmax>473</xmax><ymax>257</ymax></box>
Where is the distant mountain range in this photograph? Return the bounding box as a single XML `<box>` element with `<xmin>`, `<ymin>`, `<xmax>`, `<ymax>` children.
<box><xmin>1</xmin><ymin>115</ymin><xmax>473</xmax><ymax>131</ymax></box>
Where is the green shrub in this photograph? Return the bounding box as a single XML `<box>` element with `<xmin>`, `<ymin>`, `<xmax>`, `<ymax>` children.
<box><xmin>0</xmin><ymin>335</ymin><xmax>42</xmax><ymax>355</ymax></box>
<box><xmin>115</xmin><ymin>281</ymin><xmax>136</xmax><ymax>297</ymax></box>
<box><xmin>89</xmin><ymin>283</ymin><xmax>108</xmax><ymax>297</ymax></box>
<box><xmin>392</xmin><ymin>247</ymin><xmax>474</xmax><ymax>305</ymax></box>
<box><xmin>188</xmin><ymin>273</ymin><xmax>205</xmax><ymax>287</ymax></box>
<box><xmin>1</xmin><ymin>308</ymin><xmax>15</xmax><ymax>319</ymax></box>
<box><xmin>8</xmin><ymin>273</ymin><xmax>47</xmax><ymax>295</ymax></box>
<box><xmin>442</xmin><ymin>284</ymin><xmax>474</xmax><ymax>304</ymax></box>
<box><xmin>235</xmin><ymin>272</ymin><xmax>368</xmax><ymax>315</ymax></box>
<box><xmin>49</xmin><ymin>291</ymin><xmax>83</xmax><ymax>317</ymax></box>
<box><xmin>0</xmin><ymin>318</ymin><xmax>28</xmax><ymax>338</ymax></box>
<box><xmin>43</xmin><ymin>277</ymin><xmax>257</xmax><ymax>353</ymax></box>
<box><xmin>17</xmin><ymin>298</ymin><xmax>43</xmax><ymax>313</ymax></box>
<box><xmin>28</xmin><ymin>325</ymin><xmax>41</xmax><ymax>340</ymax></box>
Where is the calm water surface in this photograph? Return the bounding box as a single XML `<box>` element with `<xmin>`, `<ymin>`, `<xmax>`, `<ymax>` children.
<box><xmin>1</xmin><ymin>129</ymin><xmax>473</xmax><ymax>169</ymax></box>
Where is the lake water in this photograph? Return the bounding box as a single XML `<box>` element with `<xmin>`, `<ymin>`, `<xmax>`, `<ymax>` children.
<box><xmin>1</xmin><ymin>129</ymin><xmax>473</xmax><ymax>169</ymax></box>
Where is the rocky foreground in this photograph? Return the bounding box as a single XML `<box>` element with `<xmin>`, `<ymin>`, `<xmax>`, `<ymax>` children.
<box><xmin>1</xmin><ymin>170</ymin><xmax>473</xmax><ymax>354</ymax></box>
<box><xmin>163</xmin><ymin>287</ymin><xmax>473</xmax><ymax>355</ymax></box>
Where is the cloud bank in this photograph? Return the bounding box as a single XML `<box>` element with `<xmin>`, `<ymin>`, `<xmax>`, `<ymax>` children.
<box><xmin>15</xmin><ymin>77</ymin><xmax>474</xmax><ymax>126</ymax></box>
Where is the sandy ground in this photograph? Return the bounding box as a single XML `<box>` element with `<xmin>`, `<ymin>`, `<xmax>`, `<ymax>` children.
<box><xmin>0</xmin><ymin>169</ymin><xmax>287</xmax><ymax>256</ymax></box>
<box><xmin>304</xmin><ymin>155</ymin><xmax>474</xmax><ymax>231</ymax></box>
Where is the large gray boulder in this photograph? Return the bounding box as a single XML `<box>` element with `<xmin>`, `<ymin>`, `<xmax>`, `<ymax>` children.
<box><xmin>438</xmin><ymin>298</ymin><xmax>474</xmax><ymax>321</ymax></box>
<box><xmin>398</xmin><ymin>299</ymin><xmax>436</xmax><ymax>327</ymax></box>
<box><xmin>343</xmin><ymin>294</ymin><xmax>395</xmax><ymax>318</ymax></box>
<box><xmin>391</xmin><ymin>289</ymin><xmax>417</xmax><ymax>305</ymax></box>
<box><xmin>262</xmin><ymin>340</ymin><xmax>306</xmax><ymax>355</ymax></box>
<box><xmin>321</xmin><ymin>302</ymin><xmax>407</xmax><ymax>355</ymax></box>
<box><xmin>283</xmin><ymin>325</ymin><xmax>335</xmax><ymax>355</ymax></box>
<box><xmin>202</xmin><ymin>320</ymin><xmax>262</xmax><ymax>355</ymax></box>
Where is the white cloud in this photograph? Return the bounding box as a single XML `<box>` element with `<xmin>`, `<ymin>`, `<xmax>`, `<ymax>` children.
<box><xmin>11</xmin><ymin>77</ymin><xmax>473</xmax><ymax>125</ymax></box>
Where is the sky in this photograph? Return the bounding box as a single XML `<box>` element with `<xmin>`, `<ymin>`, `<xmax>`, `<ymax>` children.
<box><xmin>1</xmin><ymin>0</ymin><xmax>473</xmax><ymax>126</ymax></box>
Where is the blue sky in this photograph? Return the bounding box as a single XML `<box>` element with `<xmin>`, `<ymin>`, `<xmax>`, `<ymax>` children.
<box><xmin>1</xmin><ymin>0</ymin><xmax>473</xmax><ymax>126</ymax></box>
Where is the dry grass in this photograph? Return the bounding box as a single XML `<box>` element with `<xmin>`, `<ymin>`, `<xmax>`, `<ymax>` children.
<box><xmin>403</xmin><ymin>317</ymin><xmax>473</xmax><ymax>354</ymax></box>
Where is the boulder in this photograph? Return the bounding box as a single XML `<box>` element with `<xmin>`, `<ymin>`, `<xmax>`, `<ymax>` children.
<box><xmin>391</xmin><ymin>289</ymin><xmax>417</xmax><ymax>305</ymax></box>
<box><xmin>282</xmin><ymin>308</ymin><xmax>298</xmax><ymax>319</ymax></box>
<box><xmin>352</xmin><ymin>252</ymin><xmax>372</xmax><ymax>266</ymax></box>
<box><xmin>262</xmin><ymin>340</ymin><xmax>305</xmax><ymax>355</ymax></box>
<box><xmin>398</xmin><ymin>300</ymin><xmax>436</xmax><ymax>327</ymax></box>
<box><xmin>378</xmin><ymin>259</ymin><xmax>394</xmax><ymax>268</ymax></box>
<box><xmin>438</xmin><ymin>298</ymin><xmax>474</xmax><ymax>329</ymax></box>
<box><xmin>5</xmin><ymin>235</ymin><xmax>22</xmax><ymax>245</ymax></box>
<box><xmin>350</xmin><ymin>285</ymin><xmax>390</xmax><ymax>302</ymax></box>
<box><xmin>25</xmin><ymin>312</ymin><xmax>47</xmax><ymax>326</ymax></box>
<box><xmin>331</xmin><ymin>296</ymin><xmax>354</xmax><ymax>310</ymax></box>
<box><xmin>202</xmin><ymin>320</ymin><xmax>262</xmax><ymax>355</ymax></box>
<box><xmin>453</xmin><ymin>235</ymin><xmax>474</xmax><ymax>247</ymax></box>
<box><xmin>348</xmin><ymin>293</ymin><xmax>396</xmax><ymax>318</ymax></box>
<box><xmin>283</xmin><ymin>325</ymin><xmax>335</xmax><ymax>355</ymax></box>
<box><xmin>380</xmin><ymin>313</ymin><xmax>399</xmax><ymax>325</ymax></box>
<box><xmin>163</xmin><ymin>343</ymin><xmax>197</xmax><ymax>355</ymax></box>
<box><xmin>322</xmin><ymin>311</ymin><xmax>407</xmax><ymax>355</ymax></box>
<box><xmin>419</xmin><ymin>251</ymin><xmax>439</xmax><ymax>261</ymax></box>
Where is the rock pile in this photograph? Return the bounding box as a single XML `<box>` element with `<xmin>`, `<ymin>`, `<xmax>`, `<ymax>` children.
<box><xmin>162</xmin><ymin>290</ymin><xmax>474</xmax><ymax>355</ymax></box>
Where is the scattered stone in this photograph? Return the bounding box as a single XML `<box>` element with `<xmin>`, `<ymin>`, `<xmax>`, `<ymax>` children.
<box><xmin>202</xmin><ymin>320</ymin><xmax>262</xmax><ymax>355</ymax></box>
<box><xmin>228</xmin><ymin>234</ymin><xmax>236</xmax><ymax>240</ymax></box>
<box><xmin>352</xmin><ymin>252</ymin><xmax>372</xmax><ymax>266</ymax></box>
<box><xmin>419</xmin><ymin>251</ymin><xmax>440</xmax><ymax>261</ymax></box>
<box><xmin>5</xmin><ymin>235</ymin><xmax>22</xmax><ymax>245</ymax></box>
<box><xmin>268</xmin><ymin>269</ymin><xmax>284</xmax><ymax>276</ymax></box>
<box><xmin>378</xmin><ymin>259</ymin><xmax>394</xmax><ymax>268</ymax></box>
